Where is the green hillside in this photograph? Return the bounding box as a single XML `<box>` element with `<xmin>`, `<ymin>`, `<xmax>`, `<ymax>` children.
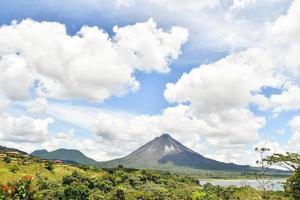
<box><xmin>31</xmin><ymin>149</ymin><xmax>98</xmax><ymax>165</ymax></box>
<box><xmin>0</xmin><ymin>151</ymin><xmax>295</xmax><ymax>200</ymax></box>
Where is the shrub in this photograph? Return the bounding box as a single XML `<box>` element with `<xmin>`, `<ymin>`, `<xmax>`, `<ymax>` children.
<box><xmin>3</xmin><ymin>156</ymin><xmax>11</xmax><ymax>164</ymax></box>
<box><xmin>285</xmin><ymin>169</ymin><xmax>300</xmax><ymax>199</ymax></box>
<box><xmin>191</xmin><ymin>191</ymin><xmax>218</xmax><ymax>200</ymax></box>
<box><xmin>44</xmin><ymin>162</ymin><xmax>54</xmax><ymax>171</ymax></box>
<box><xmin>88</xmin><ymin>189</ymin><xmax>106</xmax><ymax>200</ymax></box>
<box><xmin>9</xmin><ymin>164</ymin><xmax>19</xmax><ymax>173</ymax></box>
<box><xmin>114</xmin><ymin>188</ymin><xmax>126</xmax><ymax>200</ymax></box>
<box><xmin>63</xmin><ymin>171</ymin><xmax>94</xmax><ymax>189</ymax></box>
<box><xmin>0</xmin><ymin>175</ymin><xmax>34</xmax><ymax>200</ymax></box>
<box><xmin>64</xmin><ymin>184</ymin><xmax>89</xmax><ymax>200</ymax></box>
<box><xmin>95</xmin><ymin>179</ymin><xmax>113</xmax><ymax>192</ymax></box>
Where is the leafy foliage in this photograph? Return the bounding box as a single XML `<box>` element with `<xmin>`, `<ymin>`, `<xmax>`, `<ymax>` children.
<box><xmin>0</xmin><ymin>152</ymin><xmax>296</xmax><ymax>200</ymax></box>
<box><xmin>267</xmin><ymin>152</ymin><xmax>300</xmax><ymax>199</ymax></box>
<box><xmin>3</xmin><ymin>156</ymin><xmax>11</xmax><ymax>164</ymax></box>
<box><xmin>0</xmin><ymin>175</ymin><xmax>33</xmax><ymax>200</ymax></box>
<box><xmin>44</xmin><ymin>162</ymin><xmax>54</xmax><ymax>171</ymax></box>
<box><xmin>285</xmin><ymin>169</ymin><xmax>300</xmax><ymax>199</ymax></box>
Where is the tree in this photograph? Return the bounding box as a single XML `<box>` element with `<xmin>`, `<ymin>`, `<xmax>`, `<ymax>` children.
<box><xmin>45</xmin><ymin>162</ymin><xmax>54</xmax><ymax>171</ymax></box>
<box><xmin>255</xmin><ymin>147</ymin><xmax>271</xmax><ymax>199</ymax></box>
<box><xmin>3</xmin><ymin>155</ymin><xmax>11</xmax><ymax>163</ymax></box>
<box><xmin>267</xmin><ymin>152</ymin><xmax>300</xmax><ymax>199</ymax></box>
<box><xmin>115</xmin><ymin>188</ymin><xmax>125</xmax><ymax>200</ymax></box>
<box><xmin>267</xmin><ymin>152</ymin><xmax>300</xmax><ymax>172</ymax></box>
<box><xmin>64</xmin><ymin>184</ymin><xmax>89</xmax><ymax>200</ymax></box>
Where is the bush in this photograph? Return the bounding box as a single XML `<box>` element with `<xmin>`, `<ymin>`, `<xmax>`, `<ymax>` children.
<box><xmin>95</xmin><ymin>179</ymin><xmax>113</xmax><ymax>192</ymax></box>
<box><xmin>64</xmin><ymin>184</ymin><xmax>89</xmax><ymax>200</ymax></box>
<box><xmin>63</xmin><ymin>171</ymin><xmax>94</xmax><ymax>189</ymax></box>
<box><xmin>0</xmin><ymin>175</ymin><xmax>34</xmax><ymax>200</ymax></box>
<box><xmin>9</xmin><ymin>164</ymin><xmax>19</xmax><ymax>173</ymax></box>
<box><xmin>285</xmin><ymin>169</ymin><xmax>300</xmax><ymax>199</ymax></box>
<box><xmin>45</xmin><ymin>162</ymin><xmax>54</xmax><ymax>171</ymax></box>
<box><xmin>192</xmin><ymin>191</ymin><xmax>218</xmax><ymax>200</ymax></box>
<box><xmin>3</xmin><ymin>156</ymin><xmax>11</xmax><ymax>163</ymax></box>
<box><xmin>88</xmin><ymin>189</ymin><xmax>106</xmax><ymax>200</ymax></box>
<box><xmin>114</xmin><ymin>188</ymin><xmax>125</xmax><ymax>200</ymax></box>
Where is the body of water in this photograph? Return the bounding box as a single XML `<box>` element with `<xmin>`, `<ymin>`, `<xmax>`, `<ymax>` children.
<box><xmin>199</xmin><ymin>179</ymin><xmax>286</xmax><ymax>191</ymax></box>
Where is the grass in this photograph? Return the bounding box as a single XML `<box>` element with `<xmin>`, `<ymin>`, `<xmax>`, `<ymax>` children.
<box><xmin>0</xmin><ymin>161</ymin><xmax>105</xmax><ymax>184</ymax></box>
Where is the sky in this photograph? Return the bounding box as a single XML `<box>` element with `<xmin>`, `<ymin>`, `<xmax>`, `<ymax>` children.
<box><xmin>0</xmin><ymin>0</ymin><xmax>299</xmax><ymax>165</ymax></box>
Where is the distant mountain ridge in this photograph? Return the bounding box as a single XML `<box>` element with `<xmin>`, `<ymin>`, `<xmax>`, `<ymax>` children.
<box><xmin>98</xmin><ymin>134</ymin><xmax>251</xmax><ymax>172</ymax></box>
<box><xmin>31</xmin><ymin>149</ymin><xmax>97</xmax><ymax>165</ymax></box>
<box><xmin>28</xmin><ymin>134</ymin><xmax>286</xmax><ymax>174</ymax></box>
<box><xmin>0</xmin><ymin>145</ymin><xmax>28</xmax><ymax>155</ymax></box>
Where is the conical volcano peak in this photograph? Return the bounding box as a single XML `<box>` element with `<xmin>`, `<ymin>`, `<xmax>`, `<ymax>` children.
<box><xmin>155</xmin><ymin>134</ymin><xmax>179</xmax><ymax>148</ymax></box>
<box><xmin>99</xmin><ymin>134</ymin><xmax>251</xmax><ymax>172</ymax></box>
<box><xmin>158</xmin><ymin>133</ymin><xmax>172</xmax><ymax>139</ymax></box>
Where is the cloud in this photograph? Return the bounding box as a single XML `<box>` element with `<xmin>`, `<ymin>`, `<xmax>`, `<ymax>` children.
<box><xmin>0</xmin><ymin>114</ymin><xmax>54</xmax><ymax>143</ymax></box>
<box><xmin>44</xmin><ymin>102</ymin><xmax>265</xmax><ymax>160</ymax></box>
<box><xmin>41</xmin><ymin>129</ymin><xmax>114</xmax><ymax>161</ymax></box>
<box><xmin>165</xmin><ymin>0</ymin><xmax>300</xmax><ymax>115</ymax></box>
<box><xmin>47</xmin><ymin>103</ymin><xmax>103</xmax><ymax>129</ymax></box>
<box><xmin>164</xmin><ymin>49</ymin><xmax>280</xmax><ymax>114</ymax></box>
<box><xmin>288</xmin><ymin>116</ymin><xmax>300</xmax><ymax>150</ymax></box>
<box><xmin>0</xmin><ymin>99</ymin><xmax>9</xmax><ymax>112</ymax></box>
<box><xmin>229</xmin><ymin>0</ymin><xmax>256</xmax><ymax>11</ymax></box>
<box><xmin>0</xmin><ymin>0</ymin><xmax>298</xmax><ymax>165</ymax></box>
<box><xmin>92</xmin><ymin>104</ymin><xmax>264</xmax><ymax>159</ymax></box>
<box><xmin>114</xmin><ymin>19</ymin><xmax>188</xmax><ymax>73</ymax></box>
<box><xmin>269</xmin><ymin>85</ymin><xmax>300</xmax><ymax>113</ymax></box>
<box><xmin>0</xmin><ymin>18</ymin><xmax>188</xmax><ymax>101</ymax></box>
<box><xmin>117</xmin><ymin>0</ymin><xmax>220</xmax><ymax>12</ymax></box>
<box><xmin>151</xmin><ymin>0</ymin><xmax>300</xmax><ymax>163</ymax></box>
<box><xmin>26</xmin><ymin>98</ymin><xmax>48</xmax><ymax>115</ymax></box>
<box><xmin>0</xmin><ymin>55</ymin><xmax>33</xmax><ymax>101</ymax></box>
<box><xmin>112</xmin><ymin>0</ymin><xmax>291</xmax><ymax>52</ymax></box>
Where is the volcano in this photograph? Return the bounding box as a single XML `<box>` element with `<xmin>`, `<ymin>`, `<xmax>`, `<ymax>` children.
<box><xmin>99</xmin><ymin>134</ymin><xmax>251</xmax><ymax>171</ymax></box>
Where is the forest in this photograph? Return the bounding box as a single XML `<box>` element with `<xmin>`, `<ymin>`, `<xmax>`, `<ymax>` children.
<box><xmin>0</xmin><ymin>151</ymin><xmax>299</xmax><ymax>200</ymax></box>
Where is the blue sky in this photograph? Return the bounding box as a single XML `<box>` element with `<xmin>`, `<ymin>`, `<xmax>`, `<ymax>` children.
<box><xmin>0</xmin><ymin>0</ymin><xmax>299</xmax><ymax>164</ymax></box>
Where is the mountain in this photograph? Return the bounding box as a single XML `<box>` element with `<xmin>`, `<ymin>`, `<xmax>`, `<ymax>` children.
<box><xmin>98</xmin><ymin>134</ymin><xmax>252</xmax><ymax>172</ymax></box>
<box><xmin>0</xmin><ymin>145</ymin><xmax>28</xmax><ymax>155</ymax></box>
<box><xmin>31</xmin><ymin>149</ymin><xmax>97</xmax><ymax>165</ymax></box>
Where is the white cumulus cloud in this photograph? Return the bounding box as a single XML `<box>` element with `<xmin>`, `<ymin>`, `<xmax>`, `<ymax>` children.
<box><xmin>0</xmin><ymin>114</ymin><xmax>54</xmax><ymax>143</ymax></box>
<box><xmin>0</xmin><ymin>19</ymin><xmax>188</xmax><ymax>101</ymax></box>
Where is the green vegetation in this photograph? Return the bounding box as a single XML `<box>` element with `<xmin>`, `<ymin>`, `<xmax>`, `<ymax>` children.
<box><xmin>267</xmin><ymin>152</ymin><xmax>300</xmax><ymax>200</ymax></box>
<box><xmin>0</xmin><ymin>151</ymin><xmax>299</xmax><ymax>199</ymax></box>
<box><xmin>0</xmin><ymin>175</ymin><xmax>33</xmax><ymax>200</ymax></box>
<box><xmin>44</xmin><ymin>162</ymin><xmax>54</xmax><ymax>171</ymax></box>
<box><xmin>3</xmin><ymin>156</ymin><xmax>11</xmax><ymax>164</ymax></box>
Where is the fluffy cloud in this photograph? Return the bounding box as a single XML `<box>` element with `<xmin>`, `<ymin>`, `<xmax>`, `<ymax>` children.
<box><xmin>0</xmin><ymin>128</ymin><xmax>111</xmax><ymax>161</ymax></box>
<box><xmin>164</xmin><ymin>49</ymin><xmax>280</xmax><ymax>114</ymax></box>
<box><xmin>269</xmin><ymin>85</ymin><xmax>300</xmax><ymax>113</ymax></box>
<box><xmin>43</xmin><ymin>102</ymin><xmax>264</xmax><ymax>160</ymax></box>
<box><xmin>0</xmin><ymin>55</ymin><xmax>33</xmax><ymax>101</ymax></box>
<box><xmin>165</xmin><ymin>0</ymin><xmax>300</xmax><ymax>115</ymax></box>
<box><xmin>0</xmin><ymin>99</ymin><xmax>9</xmax><ymax>112</ymax></box>
<box><xmin>26</xmin><ymin>98</ymin><xmax>48</xmax><ymax>115</ymax></box>
<box><xmin>229</xmin><ymin>0</ymin><xmax>256</xmax><ymax>11</ymax></box>
<box><xmin>113</xmin><ymin>0</ymin><xmax>290</xmax><ymax>52</ymax></box>
<box><xmin>0</xmin><ymin>114</ymin><xmax>54</xmax><ymax>143</ymax></box>
<box><xmin>41</xmin><ymin>129</ymin><xmax>115</xmax><ymax>161</ymax></box>
<box><xmin>154</xmin><ymin>0</ymin><xmax>300</xmax><ymax>164</ymax></box>
<box><xmin>288</xmin><ymin>116</ymin><xmax>300</xmax><ymax>150</ymax></box>
<box><xmin>207</xmin><ymin>139</ymin><xmax>287</xmax><ymax>165</ymax></box>
<box><xmin>92</xmin><ymin>104</ymin><xmax>264</xmax><ymax>159</ymax></box>
<box><xmin>0</xmin><ymin>0</ymin><xmax>298</xmax><ymax>165</ymax></box>
<box><xmin>0</xmin><ymin>19</ymin><xmax>188</xmax><ymax>101</ymax></box>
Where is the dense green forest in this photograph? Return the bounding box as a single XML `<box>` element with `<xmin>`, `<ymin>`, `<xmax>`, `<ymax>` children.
<box><xmin>0</xmin><ymin>151</ymin><xmax>299</xmax><ymax>200</ymax></box>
